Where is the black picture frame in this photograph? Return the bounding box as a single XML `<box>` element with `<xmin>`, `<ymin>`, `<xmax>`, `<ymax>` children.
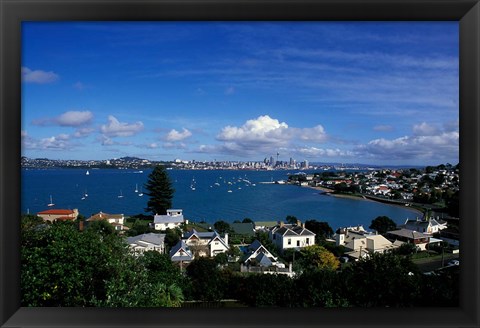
<box><xmin>1</xmin><ymin>0</ymin><xmax>479</xmax><ymax>327</ymax></box>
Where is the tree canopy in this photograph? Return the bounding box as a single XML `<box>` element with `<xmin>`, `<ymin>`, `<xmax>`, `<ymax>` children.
<box><xmin>299</xmin><ymin>245</ymin><xmax>340</xmax><ymax>271</ymax></box>
<box><xmin>21</xmin><ymin>216</ymin><xmax>183</xmax><ymax>307</ymax></box>
<box><xmin>145</xmin><ymin>165</ymin><xmax>175</xmax><ymax>215</ymax></box>
<box><xmin>369</xmin><ymin>216</ymin><xmax>397</xmax><ymax>234</ymax></box>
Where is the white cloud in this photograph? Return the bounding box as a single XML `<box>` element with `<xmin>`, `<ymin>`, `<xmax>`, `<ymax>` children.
<box><xmin>295</xmin><ymin>147</ymin><xmax>354</xmax><ymax>158</ymax></box>
<box><xmin>56</xmin><ymin>111</ymin><xmax>93</xmax><ymax>127</ymax></box>
<box><xmin>412</xmin><ymin>122</ymin><xmax>439</xmax><ymax>136</ymax></box>
<box><xmin>190</xmin><ymin>115</ymin><xmax>330</xmax><ymax>157</ymax></box>
<box><xmin>166</xmin><ymin>128</ymin><xmax>192</xmax><ymax>142</ymax></box>
<box><xmin>22</xmin><ymin>67</ymin><xmax>59</xmax><ymax>84</ymax></box>
<box><xmin>32</xmin><ymin>110</ymin><xmax>93</xmax><ymax>127</ymax></box>
<box><xmin>217</xmin><ymin>115</ymin><xmax>289</xmax><ymax>144</ymax></box>
<box><xmin>73</xmin><ymin>127</ymin><xmax>95</xmax><ymax>138</ymax></box>
<box><xmin>356</xmin><ymin>130</ymin><xmax>459</xmax><ymax>162</ymax></box>
<box><xmin>22</xmin><ymin>131</ymin><xmax>72</xmax><ymax>150</ymax></box>
<box><xmin>216</xmin><ymin>115</ymin><xmax>327</xmax><ymax>152</ymax></box>
<box><xmin>100</xmin><ymin>115</ymin><xmax>144</xmax><ymax>137</ymax></box>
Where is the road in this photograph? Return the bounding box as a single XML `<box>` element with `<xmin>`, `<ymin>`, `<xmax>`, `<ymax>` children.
<box><xmin>413</xmin><ymin>253</ymin><xmax>459</xmax><ymax>272</ymax></box>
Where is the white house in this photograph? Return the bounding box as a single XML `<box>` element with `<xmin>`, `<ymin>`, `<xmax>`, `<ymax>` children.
<box><xmin>269</xmin><ymin>222</ymin><xmax>315</xmax><ymax>253</ymax></box>
<box><xmin>170</xmin><ymin>240</ymin><xmax>194</xmax><ymax>263</ymax></box>
<box><xmin>182</xmin><ymin>229</ymin><xmax>229</xmax><ymax>257</ymax></box>
<box><xmin>86</xmin><ymin>211</ymin><xmax>127</xmax><ymax>231</ymax></box>
<box><xmin>242</xmin><ymin>240</ymin><xmax>280</xmax><ymax>267</ymax></box>
<box><xmin>151</xmin><ymin>209</ymin><xmax>187</xmax><ymax>231</ymax></box>
<box><xmin>126</xmin><ymin>232</ymin><xmax>166</xmax><ymax>254</ymax></box>
<box><xmin>335</xmin><ymin>226</ymin><xmax>401</xmax><ymax>260</ymax></box>
<box><xmin>335</xmin><ymin>225</ymin><xmax>371</xmax><ymax>247</ymax></box>
<box><xmin>401</xmin><ymin>217</ymin><xmax>447</xmax><ymax>235</ymax></box>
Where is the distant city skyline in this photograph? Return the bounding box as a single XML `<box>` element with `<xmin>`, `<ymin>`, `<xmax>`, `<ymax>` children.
<box><xmin>22</xmin><ymin>21</ymin><xmax>459</xmax><ymax>166</ymax></box>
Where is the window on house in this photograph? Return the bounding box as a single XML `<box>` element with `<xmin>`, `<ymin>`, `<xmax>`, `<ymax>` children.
<box><xmin>288</xmin><ymin>238</ymin><xmax>291</xmax><ymax>245</ymax></box>
<box><xmin>297</xmin><ymin>240</ymin><xmax>300</xmax><ymax>246</ymax></box>
<box><xmin>306</xmin><ymin>238</ymin><xmax>309</xmax><ymax>244</ymax></box>
<box><xmin>215</xmin><ymin>242</ymin><xmax>219</xmax><ymax>245</ymax></box>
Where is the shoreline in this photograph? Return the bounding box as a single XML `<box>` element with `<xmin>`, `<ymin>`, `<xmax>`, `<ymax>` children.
<box><xmin>301</xmin><ymin>185</ymin><xmax>425</xmax><ymax>218</ymax></box>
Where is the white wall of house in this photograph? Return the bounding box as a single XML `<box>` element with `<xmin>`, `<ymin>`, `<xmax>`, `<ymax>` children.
<box><xmin>154</xmin><ymin>222</ymin><xmax>181</xmax><ymax>230</ymax></box>
<box><xmin>209</xmin><ymin>237</ymin><xmax>229</xmax><ymax>256</ymax></box>
<box><xmin>129</xmin><ymin>242</ymin><xmax>164</xmax><ymax>254</ymax></box>
<box><xmin>277</xmin><ymin>235</ymin><xmax>313</xmax><ymax>251</ymax></box>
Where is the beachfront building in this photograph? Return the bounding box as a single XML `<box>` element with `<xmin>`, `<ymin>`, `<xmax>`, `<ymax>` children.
<box><xmin>150</xmin><ymin>209</ymin><xmax>187</xmax><ymax>231</ymax></box>
<box><xmin>37</xmin><ymin>208</ymin><xmax>79</xmax><ymax>223</ymax></box>
<box><xmin>86</xmin><ymin>211</ymin><xmax>127</xmax><ymax>231</ymax></box>
<box><xmin>269</xmin><ymin>222</ymin><xmax>316</xmax><ymax>253</ymax></box>
<box><xmin>182</xmin><ymin>229</ymin><xmax>229</xmax><ymax>257</ymax></box>
<box><xmin>126</xmin><ymin>232</ymin><xmax>166</xmax><ymax>254</ymax></box>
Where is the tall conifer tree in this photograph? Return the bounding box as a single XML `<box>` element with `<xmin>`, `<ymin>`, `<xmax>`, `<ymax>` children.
<box><xmin>145</xmin><ymin>165</ymin><xmax>174</xmax><ymax>215</ymax></box>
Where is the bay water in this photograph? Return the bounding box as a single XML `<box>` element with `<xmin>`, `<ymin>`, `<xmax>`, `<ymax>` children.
<box><xmin>21</xmin><ymin>168</ymin><xmax>420</xmax><ymax>229</ymax></box>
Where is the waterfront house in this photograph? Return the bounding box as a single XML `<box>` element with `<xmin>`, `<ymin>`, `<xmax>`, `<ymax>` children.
<box><xmin>37</xmin><ymin>208</ymin><xmax>79</xmax><ymax>223</ymax></box>
<box><xmin>269</xmin><ymin>222</ymin><xmax>316</xmax><ymax>253</ymax></box>
<box><xmin>401</xmin><ymin>217</ymin><xmax>447</xmax><ymax>235</ymax></box>
<box><xmin>170</xmin><ymin>240</ymin><xmax>194</xmax><ymax>264</ymax></box>
<box><xmin>151</xmin><ymin>209</ymin><xmax>186</xmax><ymax>231</ymax></box>
<box><xmin>385</xmin><ymin>228</ymin><xmax>430</xmax><ymax>251</ymax></box>
<box><xmin>126</xmin><ymin>232</ymin><xmax>166</xmax><ymax>254</ymax></box>
<box><xmin>183</xmin><ymin>229</ymin><xmax>229</xmax><ymax>257</ymax></box>
<box><xmin>86</xmin><ymin>211</ymin><xmax>127</xmax><ymax>231</ymax></box>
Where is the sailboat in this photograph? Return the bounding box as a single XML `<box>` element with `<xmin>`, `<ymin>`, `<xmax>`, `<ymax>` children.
<box><xmin>84</xmin><ymin>189</ymin><xmax>88</xmax><ymax>197</ymax></box>
<box><xmin>135</xmin><ymin>184</ymin><xmax>138</xmax><ymax>193</ymax></box>
<box><xmin>190</xmin><ymin>178</ymin><xmax>196</xmax><ymax>191</ymax></box>
<box><xmin>47</xmin><ymin>195</ymin><xmax>55</xmax><ymax>207</ymax></box>
<box><xmin>118</xmin><ymin>190</ymin><xmax>124</xmax><ymax>198</ymax></box>
<box><xmin>138</xmin><ymin>187</ymin><xmax>143</xmax><ymax>197</ymax></box>
<box><xmin>86</xmin><ymin>170</ymin><xmax>90</xmax><ymax>175</ymax></box>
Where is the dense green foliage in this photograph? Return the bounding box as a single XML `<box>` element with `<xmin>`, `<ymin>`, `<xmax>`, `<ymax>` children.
<box><xmin>213</xmin><ymin>220</ymin><xmax>233</xmax><ymax>234</ymax></box>
<box><xmin>305</xmin><ymin>220</ymin><xmax>334</xmax><ymax>243</ymax></box>
<box><xmin>21</xmin><ymin>216</ymin><xmax>183</xmax><ymax>307</ymax></box>
<box><xmin>369</xmin><ymin>215</ymin><xmax>398</xmax><ymax>234</ymax></box>
<box><xmin>144</xmin><ymin>165</ymin><xmax>175</xmax><ymax>215</ymax></box>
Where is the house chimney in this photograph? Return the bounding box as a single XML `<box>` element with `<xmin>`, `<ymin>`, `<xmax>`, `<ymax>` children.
<box><xmin>280</xmin><ymin>221</ymin><xmax>284</xmax><ymax>227</ymax></box>
<box><xmin>224</xmin><ymin>233</ymin><xmax>229</xmax><ymax>245</ymax></box>
<box><xmin>296</xmin><ymin>219</ymin><xmax>301</xmax><ymax>227</ymax></box>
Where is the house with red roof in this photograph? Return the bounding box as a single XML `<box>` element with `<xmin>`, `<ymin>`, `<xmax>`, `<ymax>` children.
<box><xmin>37</xmin><ymin>209</ymin><xmax>79</xmax><ymax>222</ymax></box>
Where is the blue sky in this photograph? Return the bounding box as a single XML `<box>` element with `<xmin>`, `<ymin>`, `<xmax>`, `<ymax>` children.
<box><xmin>21</xmin><ymin>21</ymin><xmax>459</xmax><ymax>166</ymax></box>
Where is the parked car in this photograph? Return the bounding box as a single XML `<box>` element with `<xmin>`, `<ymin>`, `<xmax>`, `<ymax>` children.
<box><xmin>447</xmin><ymin>259</ymin><xmax>459</xmax><ymax>266</ymax></box>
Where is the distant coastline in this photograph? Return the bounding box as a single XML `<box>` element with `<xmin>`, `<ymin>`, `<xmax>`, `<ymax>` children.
<box><xmin>301</xmin><ymin>184</ymin><xmax>425</xmax><ymax>219</ymax></box>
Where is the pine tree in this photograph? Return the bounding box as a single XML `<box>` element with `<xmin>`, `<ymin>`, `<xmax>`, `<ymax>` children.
<box><xmin>145</xmin><ymin>165</ymin><xmax>174</xmax><ymax>215</ymax></box>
